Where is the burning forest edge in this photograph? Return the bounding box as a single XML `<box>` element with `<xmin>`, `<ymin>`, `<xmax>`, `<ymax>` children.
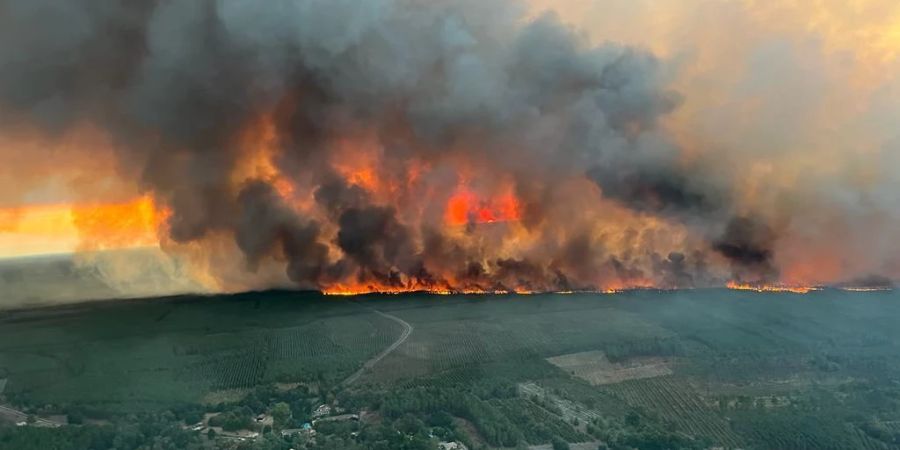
<box><xmin>320</xmin><ymin>285</ymin><xmax>896</xmax><ymax>297</ymax></box>
<box><xmin>2</xmin><ymin>0</ymin><xmax>900</xmax><ymax>305</ymax></box>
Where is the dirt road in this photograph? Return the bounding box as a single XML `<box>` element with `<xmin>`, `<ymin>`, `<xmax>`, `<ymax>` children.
<box><xmin>342</xmin><ymin>309</ymin><xmax>412</xmax><ymax>386</ymax></box>
<box><xmin>0</xmin><ymin>404</ymin><xmax>62</xmax><ymax>427</ymax></box>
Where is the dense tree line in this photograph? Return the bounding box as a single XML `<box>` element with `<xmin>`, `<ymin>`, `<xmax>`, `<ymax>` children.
<box><xmin>24</xmin><ymin>363</ymin><xmax>900</xmax><ymax>450</ymax></box>
<box><xmin>379</xmin><ymin>384</ymin><xmax>525</xmax><ymax>447</ymax></box>
<box><xmin>0</xmin><ymin>414</ymin><xmax>204</xmax><ymax>450</ymax></box>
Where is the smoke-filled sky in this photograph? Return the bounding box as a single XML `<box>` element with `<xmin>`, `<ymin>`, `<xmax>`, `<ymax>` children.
<box><xmin>1</xmin><ymin>0</ymin><xmax>899</xmax><ymax>299</ymax></box>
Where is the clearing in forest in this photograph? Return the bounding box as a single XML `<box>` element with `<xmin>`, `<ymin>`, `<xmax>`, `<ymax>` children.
<box><xmin>546</xmin><ymin>350</ymin><xmax>672</xmax><ymax>385</ymax></box>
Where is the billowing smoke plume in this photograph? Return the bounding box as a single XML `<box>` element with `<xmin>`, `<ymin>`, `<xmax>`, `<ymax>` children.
<box><xmin>0</xmin><ymin>0</ymin><xmax>859</xmax><ymax>294</ymax></box>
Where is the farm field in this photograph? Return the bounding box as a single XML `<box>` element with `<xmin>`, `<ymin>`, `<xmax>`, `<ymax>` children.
<box><xmin>3</xmin><ymin>289</ymin><xmax>900</xmax><ymax>449</ymax></box>
<box><xmin>0</xmin><ymin>291</ymin><xmax>404</xmax><ymax>411</ymax></box>
<box><xmin>545</xmin><ymin>351</ymin><xmax>673</xmax><ymax>385</ymax></box>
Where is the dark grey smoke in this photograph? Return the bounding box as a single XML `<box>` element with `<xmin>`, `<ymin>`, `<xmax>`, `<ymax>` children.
<box><xmin>587</xmin><ymin>168</ymin><xmax>724</xmax><ymax>216</ymax></box>
<box><xmin>652</xmin><ymin>252</ymin><xmax>692</xmax><ymax>288</ymax></box>
<box><xmin>0</xmin><ymin>0</ymin><xmax>764</xmax><ymax>290</ymax></box>
<box><xmin>336</xmin><ymin>206</ymin><xmax>414</xmax><ymax>278</ymax></box>
<box><xmin>314</xmin><ymin>176</ymin><xmax>369</xmax><ymax>218</ymax></box>
<box><xmin>235</xmin><ymin>180</ymin><xmax>328</xmax><ymax>286</ymax></box>
<box><xmin>712</xmin><ymin>217</ymin><xmax>778</xmax><ymax>282</ymax></box>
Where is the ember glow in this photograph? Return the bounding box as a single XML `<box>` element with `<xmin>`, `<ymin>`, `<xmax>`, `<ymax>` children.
<box><xmin>1</xmin><ymin>0</ymin><xmax>899</xmax><ymax>302</ymax></box>
<box><xmin>726</xmin><ymin>281</ymin><xmax>821</xmax><ymax>295</ymax></box>
<box><xmin>445</xmin><ymin>188</ymin><xmax>521</xmax><ymax>226</ymax></box>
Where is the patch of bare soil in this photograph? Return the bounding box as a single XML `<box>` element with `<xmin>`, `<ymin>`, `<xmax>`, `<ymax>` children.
<box><xmin>0</xmin><ymin>406</ymin><xmax>23</xmax><ymax>424</ymax></box>
<box><xmin>546</xmin><ymin>350</ymin><xmax>672</xmax><ymax>385</ymax></box>
<box><xmin>274</xmin><ymin>382</ymin><xmax>300</xmax><ymax>391</ymax></box>
<box><xmin>200</xmin><ymin>388</ymin><xmax>250</xmax><ymax>405</ymax></box>
<box><xmin>454</xmin><ymin>417</ymin><xmax>488</xmax><ymax>449</ymax></box>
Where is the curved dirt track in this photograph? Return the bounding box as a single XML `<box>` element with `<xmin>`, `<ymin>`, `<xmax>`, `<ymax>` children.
<box><xmin>342</xmin><ymin>309</ymin><xmax>412</xmax><ymax>386</ymax></box>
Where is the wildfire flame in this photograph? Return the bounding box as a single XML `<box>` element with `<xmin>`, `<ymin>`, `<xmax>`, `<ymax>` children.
<box><xmin>726</xmin><ymin>281</ymin><xmax>821</xmax><ymax>294</ymax></box>
<box><xmin>70</xmin><ymin>196</ymin><xmax>169</xmax><ymax>252</ymax></box>
<box><xmin>445</xmin><ymin>188</ymin><xmax>521</xmax><ymax>226</ymax></box>
<box><xmin>4</xmin><ymin>0</ymin><xmax>900</xmax><ymax>305</ymax></box>
<box><xmin>321</xmin><ymin>278</ymin><xmax>660</xmax><ymax>296</ymax></box>
<box><xmin>322</xmin><ymin>287</ymin><xmax>609</xmax><ymax>296</ymax></box>
<box><xmin>0</xmin><ymin>195</ymin><xmax>168</xmax><ymax>257</ymax></box>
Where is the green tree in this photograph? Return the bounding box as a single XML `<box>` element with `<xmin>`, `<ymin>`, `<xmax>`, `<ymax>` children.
<box><xmin>427</xmin><ymin>411</ymin><xmax>454</xmax><ymax>428</ymax></box>
<box><xmin>395</xmin><ymin>414</ymin><xmax>426</xmax><ymax>435</ymax></box>
<box><xmin>551</xmin><ymin>436</ymin><xmax>570</xmax><ymax>450</ymax></box>
<box><xmin>272</xmin><ymin>402</ymin><xmax>292</xmax><ymax>430</ymax></box>
<box><xmin>183</xmin><ymin>410</ymin><xmax>203</xmax><ymax>425</ymax></box>
<box><xmin>67</xmin><ymin>410</ymin><xmax>84</xmax><ymax>425</ymax></box>
<box><xmin>625</xmin><ymin>411</ymin><xmax>641</xmax><ymax>428</ymax></box>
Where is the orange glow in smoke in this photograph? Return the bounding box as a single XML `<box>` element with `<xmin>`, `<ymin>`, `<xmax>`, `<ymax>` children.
<box><xmin>70</xmin><ymin>195</ymin><xmax>168</xmax><ymax>252</ymax></box>
<box><xmin>445</xmin><ymin>188</ymin><xmax>521</xmax><ymax>225</ymax></box>
<box><xmin>234</xmin><ymin>113</ymin><xmax>296</xmax><ymax>201</ymax></box>
<box><xmin>343</xmin><ymin>167</ymin><xmax>378</xmax><ymax>192</ymax></box>
<box><xmin>0</xmin><ymin>195</ymin><xmax>168</xmax><ymax>257</ymax></box>
<box><xmin>330</xmin><ymin>132</ymin><xmax>392</xmax><ymax>197</ymax></box>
